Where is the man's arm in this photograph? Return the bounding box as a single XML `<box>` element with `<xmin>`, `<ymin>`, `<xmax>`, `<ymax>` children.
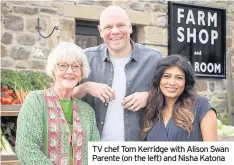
<box><xmin>73</xmin><ymin>82</ymin><xmax>116</xmax><ymax>103</ymax></box>
<box><xmin>72</xmin><ymin>83</ymin><xmax>90</xmax><ymax>99</ymax></box>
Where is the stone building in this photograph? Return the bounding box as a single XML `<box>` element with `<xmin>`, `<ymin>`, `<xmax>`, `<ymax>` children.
<box><xmin>1</xmin><ymin>0</ymin><xmax>234</xmax><ymax>123</ymax></box>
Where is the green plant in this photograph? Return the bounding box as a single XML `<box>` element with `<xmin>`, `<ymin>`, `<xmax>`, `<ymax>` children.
<box><xmin>1</xmin><ymin>70</ymin><xmax>52</xmax><ymax>91</ymax></box>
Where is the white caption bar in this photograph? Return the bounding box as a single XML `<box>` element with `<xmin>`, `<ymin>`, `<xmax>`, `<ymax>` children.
<box><xmin>88</xmin><ymin>142</ymin><xmax>234</xmax><ymax>165</ymax></box>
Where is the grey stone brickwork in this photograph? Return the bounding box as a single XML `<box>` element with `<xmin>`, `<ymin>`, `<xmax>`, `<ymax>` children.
<box><xmin>3</xmin><ymin>15</ymin><xmax>24</xmax><ymax>31</ymax></box>
<box><xmin>1</xmin><ymin>32</ymin><xmax>13</xmax><ymax>44</ymax></box>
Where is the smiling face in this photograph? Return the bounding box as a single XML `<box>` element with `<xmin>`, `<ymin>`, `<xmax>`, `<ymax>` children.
<box><xmin>160</xmin><ymin>66</ymin><xmax>185</xmax><ymax>101</ymax></box>
<box><xmin>98</xmin><ymin>6</ymin><xmax>132</xmax><ymax>54</ymax></box>
<box><xmin>54</xmin><ymin>58</ymin><xmax>82</xmax><ymax>90</ymax></box>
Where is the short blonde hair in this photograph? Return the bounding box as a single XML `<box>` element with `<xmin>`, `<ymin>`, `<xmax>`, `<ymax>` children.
<box><xmin>46</xmin><ymin>42</ymin><xmax>90</xmax><ymax>80</ymax></box>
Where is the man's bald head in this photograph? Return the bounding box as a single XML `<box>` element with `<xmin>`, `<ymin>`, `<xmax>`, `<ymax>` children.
<box><xmin>99</xmin><ymin>5</ymin><xmax>130</xmax><ymax>28</ymax></box>
<box><xmin>98</xmin><ymin>5</ymin><xmax>132</xmax><ymax>55</ymax></box>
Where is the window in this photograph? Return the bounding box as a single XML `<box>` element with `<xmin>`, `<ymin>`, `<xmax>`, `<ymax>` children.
<box><xmin>76</xmin><ymin>20</ymin><xmax>102</xmax><ymax>49</ymax></box>
<box><xmin>76</xmin><ymin>20</ymin><xmax>137</xmax><ymax>49</ymax></box>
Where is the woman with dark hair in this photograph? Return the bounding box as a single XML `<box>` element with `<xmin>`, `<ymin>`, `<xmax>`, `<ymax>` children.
<box><xmin>141</xmin><ymin>55</ymin><xmax>217</xmax><ymax>141</ymax></box>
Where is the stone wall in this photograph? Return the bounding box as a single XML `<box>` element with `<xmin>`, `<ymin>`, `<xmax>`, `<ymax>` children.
<box><xmin>1</xmin><ymin>0</ymin><xmax>234</xmax><ymax>117</ymax></box>
<box><xmin>1</xmin><ymin>1</ymin><xmax>75</xmax><ymax>72</ymax></box>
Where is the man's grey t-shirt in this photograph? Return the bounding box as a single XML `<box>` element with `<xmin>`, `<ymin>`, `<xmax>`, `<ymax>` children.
<box><xmin>101</xmin><ymin>55</ymin><xmax>131</xmax><ymax>141</ymax></box>
<box><xmin>83</xmin><ymin>41</ymin><xmax>163</xmax><ymax>141</ymax></box>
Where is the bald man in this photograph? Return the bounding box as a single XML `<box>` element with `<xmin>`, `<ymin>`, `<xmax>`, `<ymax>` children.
<box><xmin>73</xmin><ymin>6</ymin><xmax>163</xmax><ymax>141</ymax></box>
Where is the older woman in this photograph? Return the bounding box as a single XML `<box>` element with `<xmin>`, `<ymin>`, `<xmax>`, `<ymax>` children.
<box><xmin>16</xmin><ymin>42</ymin><xmax>100</xmax><ymax>165</ymax></box>
<box><xmin>141</xmin><ymin>55</ymin><xmax>217</xmax><ymax>141</ymax></box>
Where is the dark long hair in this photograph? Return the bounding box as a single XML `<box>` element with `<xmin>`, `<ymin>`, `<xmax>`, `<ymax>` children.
<box><xmin>141</xmin><ymin>55</ymin><xmax>198</xmax><ymax>140</ymax></box>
